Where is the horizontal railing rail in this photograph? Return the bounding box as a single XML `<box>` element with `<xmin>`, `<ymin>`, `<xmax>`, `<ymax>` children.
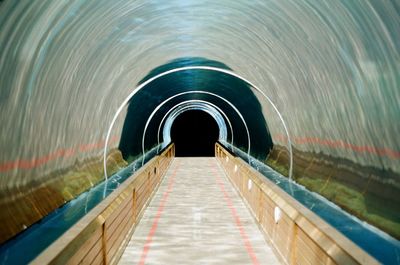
<box><xmin>215</xmin><ymin>143</ymin><xmax>379</xmax><ymax>265</ymax></box>
<box><xmin>32</xmin><ymin>144</ymin><xmax>175</xmax><ymax>265</ymax></box>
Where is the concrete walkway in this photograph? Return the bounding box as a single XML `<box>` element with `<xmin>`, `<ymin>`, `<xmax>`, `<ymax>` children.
<box><xmin>119</xmin><ymin>157</ymin><xmax>280</xmax><ymax>265</ymax></box>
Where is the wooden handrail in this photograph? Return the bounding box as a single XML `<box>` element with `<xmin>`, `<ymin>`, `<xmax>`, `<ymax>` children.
<box><xmin>215</xmin><ymin>143</ymin><xmax>379</xmax><ymax>265</ymax></box>
<box><xmin>32</xmin><ymin>144</ymin><xmax>175</xmax><ymax>265</ymax></box>
<box><xmin>32</xmin><ymin>143</ymin><xmax>379</xmax><ymax>265</ymax></box>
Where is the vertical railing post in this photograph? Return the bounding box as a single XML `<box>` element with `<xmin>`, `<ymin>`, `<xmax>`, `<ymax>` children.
<box><xmin>289</xmin><ymin>225</ymin><xmax>298</xmax><ymax>265</ymax></box>
<box><xmin>132</xmin><ymin>189</ymin><xmax>136</xmax><ymax>224</ymax></box>
<box><xmin>101</xmin><ymin>220</ymin><xmax>108</xmax><ymax>265</ymax></box>
<box><xmin>147</xmin><ymin>171</ymin><xmax>151</xmax><ymax>200</ymax></box>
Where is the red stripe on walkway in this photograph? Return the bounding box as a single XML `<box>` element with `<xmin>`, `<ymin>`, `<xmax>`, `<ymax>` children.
<box><xmin>137</xmin><ymin>161</ymin><xmax>180</xmax><ymax>265</ymax></box>
<box><xmin>210</xmin><ymin>160</ymin><xmax>260</xmax><ymax>265</ymax></box>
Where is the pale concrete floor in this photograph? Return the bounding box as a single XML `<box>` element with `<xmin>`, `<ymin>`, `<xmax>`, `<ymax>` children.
<box><xmin>118</xmin><ymin>157</ymin><xmax>280</xmax><ymax>265</ymax></box>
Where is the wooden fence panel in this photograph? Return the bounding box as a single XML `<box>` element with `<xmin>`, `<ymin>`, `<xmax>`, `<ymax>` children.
<box><xmin>32</xmin><ymin>144</ymin><xmax>175</xmax><ymax>265</ymax></box>
<box><xmin>215</xmin><ymin>143</ymin><xmax>378</xmax><ymax>265</ymax></box>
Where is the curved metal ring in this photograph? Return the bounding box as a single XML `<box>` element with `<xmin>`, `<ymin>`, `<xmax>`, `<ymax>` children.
<box><xmin>104</xmin><ymin>66</ymin><xmax>292</xmax><ymax>181</ymax></box>
<box><xmin>140</xmin><ymin>90</ymin><xmax>250</xmax><ymax>161</ymax></box>
<box><xmin>160</xmin><ymin>103</ymin><xmax>228</xmax><ymax>148</ymax></box>
<box><xmin>142</xmin><ymin>99</ymin><xmax>235</xmax><ymax>165</ymax></box>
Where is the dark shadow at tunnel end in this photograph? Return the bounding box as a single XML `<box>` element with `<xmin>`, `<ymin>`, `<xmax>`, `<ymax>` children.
<box><xmin>119</xmin><ymin>57</ymin><xmax>273</xmax><ymax>161</ymax></box>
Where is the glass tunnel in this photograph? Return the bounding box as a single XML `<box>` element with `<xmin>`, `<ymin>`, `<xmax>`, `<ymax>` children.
<box><xmin>0</xmin><ymin>0</ymin><xmax>399</xmax><ymax>264</ymax></box>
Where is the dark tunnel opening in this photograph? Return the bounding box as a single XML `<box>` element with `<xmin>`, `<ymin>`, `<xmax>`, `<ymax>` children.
<box><xmin>170</xmin><ymin>110</ymin><xmax>219</xmax><ymax>157</ymax></box>
<box><xmin>118</xmin><ymin>57</ymin><xmax>273</xmax><ymax>161</ymax></box>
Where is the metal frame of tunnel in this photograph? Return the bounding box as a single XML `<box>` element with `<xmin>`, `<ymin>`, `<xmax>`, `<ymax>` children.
<box><xmin>104</xmin><ymin>66</ymin><xmax>293</xmax><ymax>182</ymax></box>
<box><xmin>140</xmin><ymin>90</ymin><xmax>250</xmax><ymax>159</ymax></box>
<box><xmin>149</xmin><ymin>101</ymin><xmax>229</xmax><ymax>148</ymax></box>
<box><xmin>142</xmin><ymin>99</ymin><xmax>236</xmax><ymax>165</ymax></box>
<box><xmin>163</xmin><ymin>105</ymin><xmax>226</xmax><ymax>157</ymax></box>
<box><xmin>161</xmin><ymin>103</ymin><xmax>228</xmax><ymax>147</ymax></box>
<box><xmin>159</xmin><ymin>103</ymin><xmax>251</xmax><ymax>160</ymax></box>
<box><xmin>145</xmin><ymin>101</ymin><xmax>230</xmax><ymax>156</ymax></box>
<box><xmin>157</xmin><ymin>101</ymin><xmax>233</xmax><ymax>150</ymax></box>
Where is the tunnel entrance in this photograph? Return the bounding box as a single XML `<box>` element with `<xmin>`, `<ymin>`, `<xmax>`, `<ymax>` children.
<box><xmin>119</xmin><ymin>57</ymin><xmax>273</xmax><ymax>161</ymax></box>
<box><xmin>170</xmin><ymin>110</ymin><xmax>219</xmax><ymax>157</ymax></box>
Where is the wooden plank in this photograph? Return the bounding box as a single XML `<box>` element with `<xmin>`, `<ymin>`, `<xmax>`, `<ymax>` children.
<box><xmin>105</xmin><ymin>195</ymin><xmax>132</xmax><ymax>229</ymax></box>
<box><xmin>106</xmin><ymin>206</ymin><xmax>134</xmax><ymax>251</ymax></box>
<box><xmin>135</xmin><ymin>193</ymin><xmax>145</xmax><ymax>210</ymax></box>
<box><xmin>31</xmin><ymin>144</ymin><xmax>174</xmax><ymax>265</ymax></box>
<box><xmin>270</xmin><ymin>213</ymin><xmax>295</xmax><ymax>261</ymax></box>
<box><xmin>247</xmin><ymin>188</ymin><xmax>260</xmax><ymax>215</ymax></box>
<box><xmin>105</xmin><ymin>198</ymin><xmax>133</xmax><ymax>241</ymax></box>
<box><xmin>41</xmin><ymin>217</ymin><xmax>104</xmax><ymax>265</ymax></box>
<box><xmin>151</xmin><ymin>175</ymin><xmax>159</xmax><ymax>187</ymax></box>
<box><xmin>119</xmin><ymin>157</ymin><xmax>283</xmax><ymax>264</ymax></box>
<box><xmin>90</xmin><ymin>250</ymin><xmax>104</xmax><ymax>265</ymax></box>
<box><xmin>137</xmin><ymin>181</ymin><xmax>149</xmax><ymax>197</ymax></box>
<box><xmin>296</xmin><ymin>228</ymin><xmax>332</xmax><ymax>265</ymax></box>
<box><xmin>136</xmin><ymin>180</ymin><xmax>149</xmax><ymax>195</ymax></box>
<box><xmin>135</xmin><ymin>192</ymin><xmax>148</xmax><ymax>214</ymax></box>
<box><xmin>79</xmin><ymin>239</ymin><xmax>103</xmax><ymax>265</ymax></box>
<box><xmin>295</xmin><ymin>250</ymin><xmax>318</xmax><ymax>265</ymax></box>
<box><xmin>136</xmin><ymin>185</ymin><xmax>148</xmax><ymax>200</ymax></box>
<box><xmin>107</xmin><ymin>216</ymin><xmax>134</xmax><ymax>261</ymax></box>
<box><xmin>215</xmin><ymin>143</ymin><xmax>379</xmax><ymax>265</ymax></box>
<box><xmin>67</xmin><ymin>226</ymin><xmax>102</xmax><ymax>265</ymax></box>
<box><xmin>260</xmin><ymin>207</ymin><xmax>274</xmax><ymax>236</ymax></box>
<box><xmin>261</xmin><ymin>193</ymin><xmax>275</xmax><ymax>209</ymax></box>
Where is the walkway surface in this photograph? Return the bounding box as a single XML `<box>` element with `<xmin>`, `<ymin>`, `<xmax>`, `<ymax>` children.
<box><xmin>119</xmin><ymin>157</ymin><xmax>280</xmax><ymax>265</ymax></box>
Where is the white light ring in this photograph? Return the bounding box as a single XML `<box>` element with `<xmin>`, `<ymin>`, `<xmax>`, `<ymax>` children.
<box><xmin>157</xmin><ymin>104</ymin><xmax>228</xmax><ymax>144</ymax></box>
<box><xmin>104</xmin><ymin>66</ymin><xmax>293</xmax><ymax>181</ymax></box>
<box><xmin>159</xmin><ymin>100</ymin><xmax>251</xmax><ymax>158</ymax></box>
<box><xmin>157</xmin><ymin>101</ymin><xmax>234</xmax><ymax>153</ymax></box>
<box><xmin>142</xmin><ymin>99</ymin><xmax>235</xmax><ymax>165</ymax></box>
<box><xmin>161</xmin><ymin>104</ymin><xmax>228</xmax><ymax>144</ymax></box>
<box><xmin>139</xmin><ymin>90</ymin><xmax>250</xmax><ymax>159</ymax></box>
<box><xmin>142</xmin><ymin>97</ymin><xmax>228</xmax><ymax>164</ymax></box>
<box><xmin>141</xmin><ymin>91</ymin><xmax>230</xmax><ymax>160</ymax></box>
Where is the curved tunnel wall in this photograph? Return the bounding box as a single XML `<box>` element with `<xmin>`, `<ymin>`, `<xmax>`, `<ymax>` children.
<box><xmin>0</xmin><ymin>0</ymin><xmax>399</xmax><ymax>242</ymax></box>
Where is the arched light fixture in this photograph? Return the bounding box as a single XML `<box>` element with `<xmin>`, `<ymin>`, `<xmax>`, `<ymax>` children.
<box><xmin>142</xmin><ymin>99</ymin><xmax>235</xmax><ymax>165</ymax></box>
<box><xmin>140</xmin><ymin>90</ymin><xmax>250</xmax><ymax>159</ymax></box>
<box><xmin>104</xmin><ymin>66</ymin><xmax>292</xmax><ymax>182</ymax></box>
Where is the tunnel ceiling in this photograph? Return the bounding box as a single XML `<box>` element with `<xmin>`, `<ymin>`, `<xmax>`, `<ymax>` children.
<box><xmin>0</xmin><ymin>0</ymin><xmax>399</xmax><ymax>243</ymax></box>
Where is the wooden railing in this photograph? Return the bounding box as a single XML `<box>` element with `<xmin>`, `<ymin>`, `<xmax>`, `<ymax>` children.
<box><xmin>215</xmin><ymin>143</ymin><xmax>379</xmax><ymax>265</ymax></box>
<box><xmin>32</xmin><ymin>144</ymin><xmax>175</xmax><ymax>265</ymax></box>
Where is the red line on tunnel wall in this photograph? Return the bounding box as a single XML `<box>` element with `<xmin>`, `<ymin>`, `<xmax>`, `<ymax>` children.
<box><xmin>0</xmin><ymin>136</ymin><xmax>119</xmax><ymax>172</ymax></box>
<box><xmin>1</xmin><ymin>134</ymin><xmax>399</xmax><ymax>173</ymax></box>
<box><xmin>274</xmin><ymin>134</ymin><xmax>400</xmax><ymax>159</ymax></box>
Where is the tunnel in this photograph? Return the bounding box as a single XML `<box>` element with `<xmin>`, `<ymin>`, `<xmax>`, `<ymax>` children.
<box><xmin>170</xmin><ymin>110</ymin><xmax>219</xmax><ymax>157</ymax></box>
<box><xmin>0</xmin><ymin>0</ymin><xmax>399</xmax><ymax>264</ymax></box>
<box><xmin>117</xmin><ymin>57</ymin><xmax>272</xmax><ymax>162</ymax></box>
